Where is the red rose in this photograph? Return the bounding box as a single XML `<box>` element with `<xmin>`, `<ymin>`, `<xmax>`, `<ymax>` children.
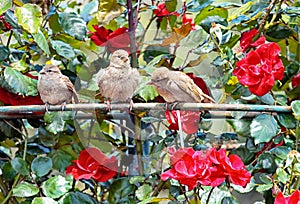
<box><xmin>233</xmin><ymin>42</ymin><xmax>284</xmax><ymax>96</ymax></box>
<box><xmin>207</xmin><ymin>148</ymin><xmax>251</xmax><ymax>187</ymax></box>
<box><xmin>275</xmin><ymin>190</ymin><xmax>300</xmax><ymax>204</ymax></box>
<box><xmin>66</xmin><ymin>147</ymin><xmax>118</xmax><ymax>182</ymax></box>
<box><xmin>161</xmin><ymin>147</ymin><xmax>212</xmax><ymax>190</ymax></box>
<box><xmin>165</xmin><ymin>110</ymin><xmax>200</xmax><ymax>134</ymax></box>
<box><xmin>154</xmin><ymin>3</ymin><xmax>179</xmax><ymax>17</ymax></box>
<box><xmin>161</xmin><ymin>147</ymin><xmax>251</xmax><ymax>190</ymax></box>
<box><xmin>240</xmin><ymin>29</ymin><xmax>266</xmax><ymax>52</ymax></box>
<box><xmin>90</xmin><ymin>25</ymin><xmax>130</xmax><ymax>53</ymax></box>
<box><xmin>292</xmin><ymin>73</ymin><xmax>300</xmax><ymax>88</ymax></box>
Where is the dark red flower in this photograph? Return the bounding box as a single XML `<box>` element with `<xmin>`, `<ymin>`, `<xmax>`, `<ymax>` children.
<box><xmin>275</xmin><ymin>190</ymin><xmax>300</xmax><ymax>204</ymax></box>
<box><xmin>66</xmin><ymin>147</ymin><xmax>118</xmax><ymax>182</ymax></box>
<box><xmin>154</xmin><ymin>3</ymin><xmax>179</xmax><ymax>17</ymax></box>
<box><xmin>240</xmin><ymin>29</ymin><xmax>266</xmax><ymax>52</ymax></box>
<box><xmin>90</xmin><ymin>25</ymin><xmax>130</xmax><ymax>53</ymax></box>
<box><xmin>0</xmin><ymin>14</ymin><xmax>12</xmax><ymax>31</ymax></box>
<box><xmin>292</xmin><ymin>73</ymin><xmax>300</xmax><ymax>88</ymax></box>
<box><xmin>161</xmin><ymin>147</ymin><xmax>251</xmax><ymax>190</ymax></box>
<box><xmin>233</xmin><ymin>42</ymin><xmax>284</xmax><ymax>96</ymax></box>
<box><xmin>165</xmin><ymin>110</ymin><xmax>200</xmax><ymax>134</ymax></box>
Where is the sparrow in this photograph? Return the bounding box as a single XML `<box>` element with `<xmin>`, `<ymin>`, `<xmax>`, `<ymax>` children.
<box><xmin>37</xmin><ymin>64</ymin><xmax>79</xmax><ymax>111</ymax></box>
<box><xmin>147</xmin><ymin>67</ymin><xmax>215</xmax><ymax>104</ymax></box>
<box><xmin>96</xmin><ymin>49</ymin><xmax>140</xmax><ymax>110</ymax></box>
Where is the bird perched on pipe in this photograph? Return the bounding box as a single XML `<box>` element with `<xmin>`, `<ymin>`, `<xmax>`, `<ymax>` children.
<box><xmin>96</xmin><ymin>49</ymin><xmax>140</xmax><ymax>110</ymax></box>
<box><xmin>37</xmin><ymin>64</ymin><xmax>79</xmax><ymax>111</ymax></box>
<box><xmin>147</xmin><ymin>67</ymin><xmax>215</xmax><ymax>104</ymax></box>
<box><xmin>147</xmin><ymin>67</ymin><xmax>215</xmax><ymax>134</ymax></box>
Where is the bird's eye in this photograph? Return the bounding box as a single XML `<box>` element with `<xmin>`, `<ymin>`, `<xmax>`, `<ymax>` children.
<box><xmin>47</xmin><ymin>70</ymin><xmax>52</xmax><ymax>72</ymax></box>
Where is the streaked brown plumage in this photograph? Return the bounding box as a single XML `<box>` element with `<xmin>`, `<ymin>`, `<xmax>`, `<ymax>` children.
<box><xmin>37</xmin><ymin>65</ymin><xmax>78</xmax><ymax>106</ymax></box>
<box><xmin>96</xmin><ymin>49</ymin><xmax>140</xmax><ymax>103</ymax></box>
<box><xmin>147</xmin><ymin>67</ymin><xmax>215</xmax><ymax>103</ymax></box>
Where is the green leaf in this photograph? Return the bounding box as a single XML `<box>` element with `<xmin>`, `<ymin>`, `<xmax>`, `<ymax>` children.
<box><xmin>292</xmin><ymin>100</ymin><xmax>300</xmax><ymax>120</ymax></box>
<box><xmin>0</xmin><ymin>45</ymin><xmax>9</xmax><ymax>61</ymax></box>
<box><xmin>31</xmin><ymin>156</ymin><xmax>53</xmax><ymax>177</ymax></box>
<box><xmin>4</xmin><ymin>67</ymin><xmax>38</xmax><ymax>96</ymax></box>
<box><xmin>11</xmin><ymin>157</ymin><xmax>29</xmax><ymax>176</ymax></box>
<box><xmin>49</xmin><ymin>12</ymin><xmax>62</xmax><ymax>33</ymax></box>
<box><xmin>0</xmin><ymin>0</ymin><xmax>12</xmax><ymax>16</ymax></box>
<box><xmin>44</xmin><ymin>112</ymin><xmax>73</xmax><ymax>134</ymax></box>
<box><xmin>186</xmin><ymin>0</ymin><xmax>214</xmax><ymax>12</ymax></box>
<box><xmin>250</xmin><ymin>114</ymin><xmax>278</xmax><ymax>144</ymax></box>
<box><xmin>59</xmin><ymin>12</ymin><xmax>87</xmax><ymax>41</ymax></box>
<box><xmin>266</xmin><ymin>24</ymin><xmax>294</xmax><ymax>40</ymax></box>
<box><xmin>200</xmin><ymin>16</ymin><xmax>228</xmax><ymax>33</ymax></box>
<box><xmin>58</xmin><ymin>191</ymin><xmax>97</xmax><ymax>204</ymax></box>
<box><xmin>227</xmin><ymin>119</ymin><xmax>251</xmax><ymax>137</ymax></box>
<box><xmin>15</xmin><ymin>4</ymin><xmax>42</xmax><ymax>34</ymax></box>
<box><xmin>32</xmin><ymin>197</ymin><xmax>58</xmax><ymax>204</ymax></box>
<box><xmin>2</xmin><ymin>162</ymin><xmax>17</xmax><ymax>180</ymax></box>
<box><xmin>270</xmin><ymin>146</ymin><xmax>290</xmax><ymax>160</ymax></box>
<box><xmin>108</xmin><ymin>178</ymin><xmax>136</xmax><ymax>203</ymax></box>
<box><xmin>49</xmin><ymin>149</ymin><xmax>73</xmax><ymax>172</ymax></box>
<box><xmin>136</xmin><ymin>76</ymin><xmax>159</xmax><ymax>102</ymax></box>
<box><xmin>50</xmin><ymin>40</ymin><xmax>75</xmax><ymax>59</ymax></box>
<box><xmin>165</xmin><ymin>0</ymin><xmax>177</xmax><ymax>12</ymax></box>
<box><xmin>277</xmin><ymin>113</ymin><xmax>297</xmax><ymax>129</ymax></box>
<box><xmin>195</xmin><ymin>6</ymin><xmax>228</xmax><ymax>25</ymax></box>
<box><xmin>41</xmin><ymin>175</ymin><xmax>72</xmax><ymax>199</ymax></box>
<box><xmin>32</xmin><ymin>29</ymin><xmax>50</xmax><ymax>56</ymax></box>
<box><xmin>276</xmin><ymin>168</ymin><xmax>289</xmax><ymax>183</ymax></box>
<box><xmin>136</xmin><ymin>184</ymin><xmax>152</xmax><ymax>201</ymax></box>
<box><xmin>256</xmin><ymin>183</ymin><xmax>273</xmax><ymax>193</ymax></box>
<box><xmin>13</xmin><ymin>182</ymin><xmax>39</xmax><ymax>197</ymax></box>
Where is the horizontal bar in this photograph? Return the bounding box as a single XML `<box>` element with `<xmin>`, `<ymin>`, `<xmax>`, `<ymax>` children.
<box><xmin>0</xmin><ymin>103</ymin><xmax>291</xmax><ymax>114</ymax></box>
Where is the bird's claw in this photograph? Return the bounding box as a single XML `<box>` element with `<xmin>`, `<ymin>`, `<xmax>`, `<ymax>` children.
<box><xmin>129</xmin><ymin>99</ymin><xmax>134</xmax><ymax>112</ymax></box>
<box><xmin>106</xmin><ymin>100</ymin><xmax>111</xmax><ymax>112</ymax></box>
<box><xmin>61</xmin><ymin>101</ymin><xmax>66</xmax><ymax>111</ymax></box>
<box><xmin>45</xmin><ymin>103</ymin><xmax>50</xmax><ymax>113</ymax></box>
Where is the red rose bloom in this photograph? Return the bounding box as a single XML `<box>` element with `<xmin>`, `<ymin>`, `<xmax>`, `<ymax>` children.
<box><xmin>154</xmin><ymin>3</ymin><xmax>179</xmax><ymax>17</ymax></box>
<box><xmin>292</xmin><ymin>73</ymin><xmax>300</xmax><ymax>88</ymax></box>
<box><xmin>275</xmin><ymin>190</ymin><xmax>300</xmax><ymax>204</ymax></box>
<box><xmin>233</xmin><ymin>42</ymin><xmax>284</xmax><ymax>96</ymax></box>
<box><xmin>240</xmin><ymin>29</ymin><xmax>266</xmax><ymax>52</ymax></box>
<box><xmin>165</xmin><ymin>110</ymin><xmax>200</xmax><ymax>134</ymax></box>
<box><xmin>66</xmin><ymin>147</ymin><xmax>118</xmax><ymax>182</ymax></box>
<box><xmin>161</xmin><ymin>147</ymin><xmax>251</xmax><ymax>190</ymax></box>
<box><xmin>161</xmin><ymin>147</ymin><xmax>213</xmax><ymax>190</ymax></box>
<box><xmin>90</xmin><ymin>25</ymin><xmax>130</xmax><ymax>53</ymax></box>
<box><xmin>207</xmin><ymin>148</ymin><xmax>251</xmax><ymax>187</ymax></box>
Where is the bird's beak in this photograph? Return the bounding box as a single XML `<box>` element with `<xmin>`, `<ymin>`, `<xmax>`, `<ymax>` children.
<box><xmin>40</xmin><ymin>70</ymin><xmax>45</xmax><ymax>74</ymax></box>
<box><xmin>121</xmin><ymin>56</ymin><xmax>128</xmax><ymax>62</ymax></box>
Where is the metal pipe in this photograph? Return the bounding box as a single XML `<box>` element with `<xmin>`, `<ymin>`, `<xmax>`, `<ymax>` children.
<box><xmin>0</xmin><ymin>103</ymin><xmax>291</xmax><ymax>113</ymax></box>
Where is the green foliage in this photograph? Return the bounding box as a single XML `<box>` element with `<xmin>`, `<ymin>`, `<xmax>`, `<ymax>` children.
<box><xmin>0</xmin><ymin>0</ymin><xmax>299</xmax><ymax>203</ymax></box>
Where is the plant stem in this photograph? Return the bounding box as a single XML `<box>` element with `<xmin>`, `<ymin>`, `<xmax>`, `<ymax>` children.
<box><xmin>258</xmin><ymin>0</ymin><xmax>278</xmax><ymax>34</ymax></box>
<box><xmin>179</xmin><ymin>183</ymin><xmax>191</xmax><ymax>204</ymax></box>
<box><xmin>134</xmin><ymin>114</ymin><xmax>144</xmax><ymax>175</ymax></box>
<box><xmin>127</xmin><ymin>0</ymin><xmax>138</xmax><ymax>68</ymax></box>
<box><xmin>206</xmin><ymin>187</ymin><xmax>215</xmax><ymax>204</ymax></box>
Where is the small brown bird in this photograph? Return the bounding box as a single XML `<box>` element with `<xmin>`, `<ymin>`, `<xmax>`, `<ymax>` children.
<box><xmin>96</xmin><ymin>49</ymin><xmax>140</xmax><ymax>109</ymax></box>
<box><xmin>37</xmin><ymin>64</ymin><xmax>79</xmax><ymax>110</ymax></box>
<box><xmin>147</xmin><ymin>67</ymin><xmax>215</xmax><ymax>103</ymax></box>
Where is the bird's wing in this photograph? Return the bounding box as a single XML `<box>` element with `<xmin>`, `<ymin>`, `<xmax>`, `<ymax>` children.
<box><xmin>61</xmin><ymin>75</ymin><xmax>79</xmax><ymax>103</ymax></box>
<box><xmin>174</xmin><ymin>72</ymin><xmax>215</xmax><ymax>103</ymax></box>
